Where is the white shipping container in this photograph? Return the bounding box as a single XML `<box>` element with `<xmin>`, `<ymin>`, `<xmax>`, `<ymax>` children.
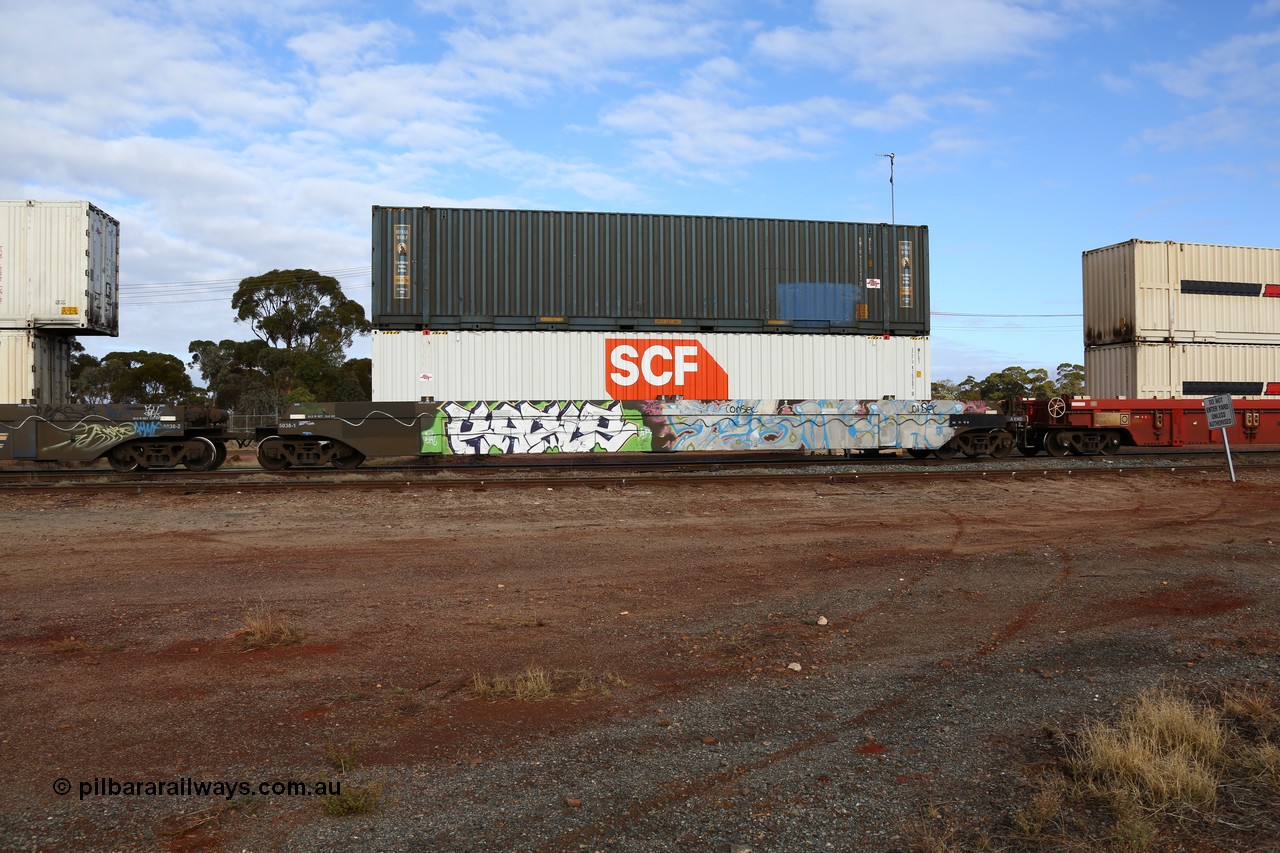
<box><xmin>1085</xmin><ymin>342</ymin><xmax>1280</xmax><ymax>399</ymax></box>
<box><xmin>0</xmin><ymin>200</ymin><xmax>120</xmax><ymax>335</ymax></box>
<box><xmin>1083</xmin><ymin>239</ymin><xmax>1280</xmax><ymax>346</ymax></box>
<box><xmin>1</xmin><ymin>330</ymin><xmax>72</xmax><ymax>405</ymax></box>
<box><xmin>373</xmin><ymin>330</ymin><xmax>930</xmax><ymax>402</ymax></box>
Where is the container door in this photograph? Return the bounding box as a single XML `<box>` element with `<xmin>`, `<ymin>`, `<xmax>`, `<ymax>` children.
<box><xmin>371</xmin><ymin>207</ymin><xmax>425</xmax><ymax>329</ymax></box>
<box><xmin>86</xmin><ymin>207</ymin><xmax>119</xmax><ymax>335</ymax></box>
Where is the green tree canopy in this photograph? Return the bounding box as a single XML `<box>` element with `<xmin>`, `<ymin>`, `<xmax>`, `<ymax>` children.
<box><xmin>932</xmin><ymin>363</ymin><xmax>1086</xmax><ymax>402</ymax></box>
<box><xmin>1054</xmin><ymin>362</ymin><xmax>1086</xmax><ymax>396</ymax></box>
<box><xmin>189</xmin><ymin>341</ymin><xmax>372</xmax><ymax>412</ymax></box>
<box><xmin>231</xmin><ymin>268</ymin><xmax>370</xmax><ymax>354</ymax></box>
<box><xmin>188</xmin><ymin>339</ymin><xmax>282</xmax><ymax>413</ymax></box>
<box><xmin>204</xmin><ymin>268</ymin><xmax>373</xmax><ymax>409</ymax></box>
<box><xmin>73</xmin><ymin>351</ymin><xmax>197</xmax><ymax>404</ymax></box>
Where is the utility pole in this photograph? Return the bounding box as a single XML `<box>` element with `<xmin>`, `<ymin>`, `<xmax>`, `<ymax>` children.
<box><xmin>876</xmin><ymin>152</ymin><xmax>895</xmax><ymax>226</ymax></box>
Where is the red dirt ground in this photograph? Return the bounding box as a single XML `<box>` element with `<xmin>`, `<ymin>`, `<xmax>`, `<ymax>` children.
<box><xmin>1</xmin><ymin>465</ymin><xmax>1278</xmax><ymax>850</ymax></box>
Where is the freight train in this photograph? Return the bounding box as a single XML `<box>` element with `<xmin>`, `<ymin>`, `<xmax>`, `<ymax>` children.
<box><xmin>6</xmin><ymin>203</ymin><xmax>1280</xmax><ymax>471</ymax></box>
<box><xmin>249</xmin><ymin>395</ymin><xmax>1280</xmax><ymax>468</ymax></box>
<box><xmin>6</xmin><ymin>396</ymin><xmax>1280</xmax><ymax>470</ymax></box>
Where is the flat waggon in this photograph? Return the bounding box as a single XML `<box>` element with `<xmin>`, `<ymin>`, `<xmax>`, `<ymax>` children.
<box><xmin>1018</xmin><ymin>396</ymin><xmax>1280</xmax><ymax>456</ymax></box>
<box><xmin>253</xmin><ymin>398</ymin><xmax>1012</xmax><ymax>468</ymax></box>
<box><xmin>0</xmin><ymin>404</ymin><xmax>233</xmax><ymax>471</ymax></box>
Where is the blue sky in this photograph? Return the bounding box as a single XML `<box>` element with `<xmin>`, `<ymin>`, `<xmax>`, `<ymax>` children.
<box><xmin>3</xmin><ymin>0</ymin><xmax>1279</xmax><ymax>385</ymax></box>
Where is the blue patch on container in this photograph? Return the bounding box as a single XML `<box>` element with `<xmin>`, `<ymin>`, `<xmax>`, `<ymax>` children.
<box><xmin>776</xmin><ymin>282</ymin><xmax>859</xmax><ymax>324</ymax></box>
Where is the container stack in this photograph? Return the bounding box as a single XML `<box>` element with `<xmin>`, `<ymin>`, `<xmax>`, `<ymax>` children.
<box><xmin>369</xmin><ymin>207</ymin><xmax>931</xmax><ymax>402</ymax></box>
<box><xmin>0</xmin><ymin>200</ymin><xmax>120</xmax><ymax>405</ymax></box>
<box><xmin>1082</xmin><ymin>239</ymin><xmax>1280</xmax><ymax>398</ymax></box>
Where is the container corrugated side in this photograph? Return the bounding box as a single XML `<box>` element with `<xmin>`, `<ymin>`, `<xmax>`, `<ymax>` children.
<box><xmin>1083</xmin><ymin>240</ymin><xmax>1280</xmax><ymax>346</ymax></box>
<box><xmin>372</xmin><ymin>207</ymin><xmax>929</xmax><ymax>336</ymax></box>
<box><xmin>0</xmin><ymin>200</ymin><xmax>120</xmax><ymax>335</ymax></box>
<box><xmin>373</xmin><ymin>330</ymin><xmax>930</xmax><ymax>402</ymax></box>
<box><xmin>1085</xmin><ymin>342</ymin><xmax>1280</xmax><ymax>398</ymax></box>
<box><xmin>0</xmin><ymin>330</ymin><xmax>71</xmax><ymax>405</ymax></box>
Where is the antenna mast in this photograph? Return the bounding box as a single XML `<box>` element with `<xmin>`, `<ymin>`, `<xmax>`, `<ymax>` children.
<box><xmin>876</xmin><ymin>152</ymin><xmax>895</xmax><ymax>226</ymax></box>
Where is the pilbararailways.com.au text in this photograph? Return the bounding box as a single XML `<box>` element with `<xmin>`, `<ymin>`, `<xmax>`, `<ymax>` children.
<box><xmin>54</xmin><ymin>777</ymin><xmax>341</xmax><ymax>801</ymax></box>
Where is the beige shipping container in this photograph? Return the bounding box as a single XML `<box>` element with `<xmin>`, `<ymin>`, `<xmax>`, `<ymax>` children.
<box><xmin>373</xmin><ymin>330</ymin><xmax>930</xmax><ymax>402</ymax></box>
<box><xmin>1085</xmin><ymin>342</ymin><xmax>1280</xmax><ymax>399</ymax></box>
<box><xmin>0</xmin><ymin>200</ymin><xmax>120</xmax><ymax>335</ymax></box>
<box><xmin>0</xmin><ymin>330</ymin><xmax>72</xmax><ymax>405</ymax></box>
<box><xmin>1083</xmin><ymin>239</ymin><xmax>1280</xmax><ymax>346</ymax></box>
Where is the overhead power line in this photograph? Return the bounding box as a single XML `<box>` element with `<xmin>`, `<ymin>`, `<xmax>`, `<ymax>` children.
<box><xmin>934</xmin><ymin>311</ymin><xmax>1080</xmax><ymax>317</ymax></box>
<box><xmin>121</xmin><ymin>265</ymin><xmax>373</xmax><ymax>305</ymax></box>
<box><xmin>122</xmin><ymin>266</ymin><xmax>373</xmax><ymax>290</ymax></box>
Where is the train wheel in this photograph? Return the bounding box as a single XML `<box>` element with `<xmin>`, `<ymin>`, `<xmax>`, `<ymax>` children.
<box><xmin>331</xmin><ymin>443</ymin><xmax>366</xmax><ymax>469</ymax></box>
<box><xmin>107</xmin><ymin>445</ymin><xmax>140</xmax><ymax>473</ymax></box>
<box><xmin>1044</xmin><ymin>431</ymin><xmax>1072</xmax><ymax>457</ymax></box>
<box><xmin>183</xmin><ymin>436</ymin><xmax>219</xmax><ymax>471</ymax></box>
<box><xmin>934</xmin><ymin>440</ymin><xmax>960</xmax><ymax>460</ymax></box>
<box><xmin>211</xmin><ymin>440</ymin><xmax>228</xmax><ymax>470</ymax></box>
<box><xmin>906</xmin><ymin>448</ymin><xmax>932</xmax><ymax>460</ymax></box>
<box><xmin>257</xmin><ymin>437</ymin><xmax>291</xmax><ymax>471</ymax></box>
<box><xmin>988</xmin><ymin>430</ymin><xmax>1014</xmax><ymax>458</ymax></box>
<box><xmin>1098</xmin><ymin>432</ymin><xmax>1122</xmax><ymax>455</ymax></box>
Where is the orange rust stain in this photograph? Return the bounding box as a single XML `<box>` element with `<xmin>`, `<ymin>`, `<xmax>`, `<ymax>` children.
<box><xmin>1116</xmin><ymin>575</ymin><xmax>1250</xmax><ymax>619</ymax></box>
<box><xmin>855</xmin><ymin>739</ymin><xmax>887</xmax><ymax>755</ymax></box>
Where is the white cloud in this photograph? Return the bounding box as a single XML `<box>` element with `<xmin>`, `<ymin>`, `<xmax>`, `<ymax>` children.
<box><xmin>752</xmin><ymin>0</ymin><xmax>1063</xmax><ymax>85</ymax></box>
<box><xmin>422</xmin><ymin>0</ymin><xmax>724</xmax><ymax>97</ymax></box>
<box><xmin>288</xmin><ymin>20</ymin><xmax>407</xmax><ymax>73</ymax></box>
<box><xmin>1139</xmin><ymin>29</ymin><xmax>1280</xmax><ymax>104</ymax></box>
<box><xmin>1138</xmin><ymin>107</ymin><xmax>1274</xmax><ymax>152</ymax></box>
<box><xmin>0</xmin><ymin>4</ymin><xmax>305</xmax><ymax>138</ymax></box>
<box><xmin>600</xmin><ymin>60</ymin><xmax>852</xmax><ymax>177</ymax></box>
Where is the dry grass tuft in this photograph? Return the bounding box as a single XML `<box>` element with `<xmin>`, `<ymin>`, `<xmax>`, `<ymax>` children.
<box><xmin>1241</xmin><ymin>740</ymin><xmax>1280</xmax><ymax>786</ymax></box>
<box><xmin>1070</xmin><ymin>686</ymin><xmax>1218</xmax><ymax>809</ymax></box>
<box><xmin>325</xmin><ymin>742</ymin><xmax>360</xmax><ymax>774</ymax></box>
<box><xmin>48</xmin><ymin>637</ymin><xmax>89</xmax><ymax>654</ymax></box>
<box><xmin>911</xmin><ymin>681</ymin><xmax>1280</xmax><ymax>852</ymax></box>
<box><xmin>1070</xmin><ymin>689</ymin><xmax>1223</xmax><ymax>816</ymax></box>
<box><xmin>568</xmin><ymin>670</ymin><xmax>628</xmax><ymax>699</ymax></box>
<box><xmin>471</xmin><ymin>667</ymin><xmax>553</xmax><ymax>701</ymax></box>
<box><xmin>1219</xmin><ymin>683</ymin><xmax>1280</xmax><ymax>737</ymax></box>
<box><xmin>470</xmin><ymin>667</ymin><xmax>627</xmax><ymax>701</ymax></box>
<box><xmin>1011</xmin><ymin>781</ymin><xmax>1065</xmax><ymax>837</ymax></box>
<box><xmin>164</xmin><ymin>795</ymin><xmax>259</xmax><ymax>839</ymax></box>
<box><xmin>235</xmin><ymin>605</ymin><xmax>304</xmax><ymax>650</ymax></box>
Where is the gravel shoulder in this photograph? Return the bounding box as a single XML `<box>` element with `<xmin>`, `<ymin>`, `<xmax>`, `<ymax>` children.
<box><xmin>1</xmin><ymin>466</ymin><xmax>1277</xmax><ymax>851</ymax></box>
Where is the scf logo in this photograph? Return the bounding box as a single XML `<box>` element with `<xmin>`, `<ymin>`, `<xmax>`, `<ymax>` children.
<box><xmin>605</xmin><ymin>338</ymin><xmax>729</xmax><ymax>399</ymax></box>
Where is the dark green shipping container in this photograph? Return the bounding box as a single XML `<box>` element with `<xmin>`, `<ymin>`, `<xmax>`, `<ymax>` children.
<box><xmin>372</xmin><ymin>207</ymin><xmax>928</xmax><ymax>335</ymax></box>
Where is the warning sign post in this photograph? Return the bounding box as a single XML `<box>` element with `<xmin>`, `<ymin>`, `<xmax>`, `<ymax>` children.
<box><xmin>1203</xmin><ymin>395</ymin><xmax>1237</xmax><ymax>483</ymax></box>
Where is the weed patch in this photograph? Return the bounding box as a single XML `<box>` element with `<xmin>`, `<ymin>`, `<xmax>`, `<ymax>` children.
<box><xmin>321</xmin><ymin>782</ymin><xmax>384</xmax><ymax>817</ymax></box>
<box><xmin>234</xmin><ymin>604</ymin><xmax>304</xmax><ymax>650</ymax></box>
<box><xmin>916</xmin><ymin>680</ymin><xmax>1280</xmax><ymax>851</ymax></box>
<box><xmin>470</xmin><ymin>667</ymin><xmax>627</xmax><ymax>701</ymax></box>
<box><xmin>325</xmin><ymin>742</ymin><xmax>360</xmax><ymax>774</ymax></box>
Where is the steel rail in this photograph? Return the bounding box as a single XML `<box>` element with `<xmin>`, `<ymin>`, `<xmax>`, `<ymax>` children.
<box><xmin>1</xmin><ymin>456</ymin><xmax>1275</xmax><ymax>494</ymax></box>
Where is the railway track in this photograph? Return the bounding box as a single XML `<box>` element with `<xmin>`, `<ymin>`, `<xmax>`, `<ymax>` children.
<box><xmin>2</xmin><ymin>448</ymin><xmax>1276</xmax><ymax>492</ymax></box>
